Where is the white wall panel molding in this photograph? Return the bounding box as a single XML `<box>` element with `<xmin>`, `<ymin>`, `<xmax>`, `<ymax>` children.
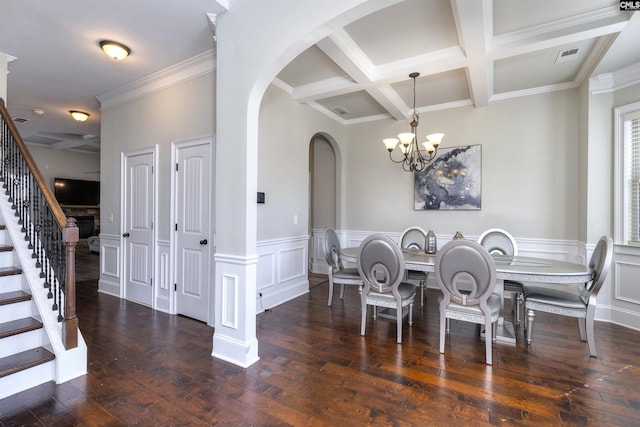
<box><xmin>98</xmin><ymin>234</ymin><xmax>121</xmax><ymax>297</ymax></box>
<box><xmin>155</xmin><ymin>240</ymin><xmax>171</xmax><ymax>313</ymax></box>
<box><xmin>213</xmin><ymin>252</ymin><xmax>259</xmax><ymax>368</ymax></box>
<box><xmin>256</xmin><ymin>235</ymin><xmax>309</xmax><ymax>312</ymax></box>
<box><xmin>309</xmin><ymin>228</ymin><xmax>328</xmax><ymax>274</ymax></box>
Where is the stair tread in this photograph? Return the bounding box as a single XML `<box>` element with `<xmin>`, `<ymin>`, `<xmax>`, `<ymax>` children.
<box><xmin>0</xmin><ymin>347</ymin><xmax>54</xmax><ymax>379</ymax></box>
<box><xmin>0</xmin><ymin>266</ymin><xmax>22</xmax><ymax>277</ymax></box>
<box><xmin>0</xmin><ymin>317</ymin><xmax>43</xmax><ymax>339</ymax></box>
<box><xmin>0</xmin><ymin>245</ymin><xmax>13</xmax><ymax>252</ymax></box>
<box><xmin>0</xmin><ymin>290</ymin><xmax>32</xmax><ymax>306</ymax></box>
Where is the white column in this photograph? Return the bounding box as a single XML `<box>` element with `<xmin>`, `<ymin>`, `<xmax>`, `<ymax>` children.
<box><xmin>211</xmin><ymin>0</ymin><xmax>375</xmax><ymax>368</ymax></box>
<box><xmin>212</xmin><ymin>254</ymin><xmax>259</xmax><ymax>367</ymax></box>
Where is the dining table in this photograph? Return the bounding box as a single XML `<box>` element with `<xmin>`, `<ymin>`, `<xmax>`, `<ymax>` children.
<box><xmin>340</xmin><ymin>246</ymin><xmax>593</xmax><ymax>344</ymax></box>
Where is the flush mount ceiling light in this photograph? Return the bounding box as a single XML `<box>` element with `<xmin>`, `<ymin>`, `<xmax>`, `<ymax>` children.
<box><xmin>69</xmin><ymin>110</ymin><xmax>90</xmax><ymax>122</ymax></box>
<box><xmin>99</xmin><ymin>40</ymin><xmax>131</xmax><ymax>61</ymax></box>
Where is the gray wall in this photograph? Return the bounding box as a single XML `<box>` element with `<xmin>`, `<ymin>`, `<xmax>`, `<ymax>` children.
<box><xmin>342</xmin><ymin>90</ymin><xmax>581</xmax><ymax>239</ymax></box>
<box><xmin>257</xmin><ymin>85</ymin><xmax>344</xmax><ymax>241</ymax></box>
<box><xmin>100</xmin><ymin>72</ymin><xmax>215</xmax><ymax>240</ymax></box>
<box><xmin>28</xmin><ymin>146</ymin><xmax>100</xmax><ymax>190</ymax></box>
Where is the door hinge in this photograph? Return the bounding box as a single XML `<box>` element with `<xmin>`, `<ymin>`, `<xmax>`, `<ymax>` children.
<box><xmin>175</xmin><ymin>163</ymin><xmax>179</xmax><ymax>171</ymax></box>
<box><xmin>151</xmin><ymin>278</ymin><xmax>153</xmax><ymax>287</ymax></box>
<box><xmin>175</xmin><ymin>223</ymin><xmax>178</xmax><ymax>231</ymax></box>
<box><xmin>174</xmin><ymin>283</ymin><xmax>177</xmax><ymax>291</ymax></box>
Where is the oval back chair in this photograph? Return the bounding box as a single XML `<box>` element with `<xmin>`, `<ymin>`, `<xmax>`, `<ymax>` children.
<box><xmin>477</xmin><ymin>228</ymin><xmax>524</xmax><ymax>325</ymax></box>
<box><xmin>524</xmin><ymin>235</ymin><xmax>613</xmax><ymax>357</ymax></box>
<box><xmin>399</xmin><ymin>226</ymin><xmax>429</xmax><ymax>307</ymax></box>
<box><xmin>357</xmin><ymin>234</ymin><xmax>416</xmax><ymax>344</ymax></box>
<box><xmin>435</xmin><ymin>239</ymin><xmax>500</xmax><ymax>365</ymax></box>
<box><xmin>323</xmin><ymin>228</ymin><xmax>363</xmax><ymax>306</ymax></box>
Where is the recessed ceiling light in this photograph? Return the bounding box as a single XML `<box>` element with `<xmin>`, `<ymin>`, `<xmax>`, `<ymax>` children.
<box><xmin>99</xmin><ymin>40</ymin><xmax>131</xmax><ymax>61</ymax></box>
<box><xmin>32</xmin><ymin>108</ymin><xmax>45</xmax><ymax>116</ymax></box>
<box><xmin>69</xmin><ymin>110</ymin><xmax>90</xmax><ymax>122</ymax></box>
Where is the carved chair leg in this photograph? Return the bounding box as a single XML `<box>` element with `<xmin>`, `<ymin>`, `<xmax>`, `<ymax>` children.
<box><xmin>439</xmin><ymin>315</ymin><xmax>446</xmax><ymax>353</ymax></box>
<box><xmin>485</xmin><ymin>319</ymin><xmax>493</xmax><ymax>365</ymax></box>
<box><xmin>512</xmin><ymin>292</ymin><xmax>522</xmax><ymax>325</ymax></box>
<box><xmin>585</xmin><ymin>304</ymin><xmax>598</xmax><ymax>357</ymax></box>
<box><xmin>525</xmin><ymin>308</ymin><xmax>535</xmax><ymax>344</ymax></box>
<box><xmin>396</xmin><ymin>307</ymin><xmax>402</xmax><ymax>344</ymax></box>
<box><xmin>327</xmin><ymin>279</ymin><xmax>334</xmax><ymax>306</ymax></box>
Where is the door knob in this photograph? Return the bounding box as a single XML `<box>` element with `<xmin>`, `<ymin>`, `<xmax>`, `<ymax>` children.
<box><xmin>200</xmin><ymin>239</ymin><xmax>208</xmax><ymax>245</ymax></box>
<box><xmin>123</xmin><ymin>232</ymin><xmax>130</xmax><ymax>238</ymax></box>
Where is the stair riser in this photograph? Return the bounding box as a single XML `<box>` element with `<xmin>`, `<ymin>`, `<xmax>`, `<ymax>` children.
<box><xmin>0</xmin><ymin>360</ymin><xmax>55</xmax><ymax>400</ymax></box>
<box><xmin>0</xmin><ymin>250</ymin><xmax>15</xmax><ymax>266</ymax></box>
<box><xmin>0</xmin><ymin>328</ymin><xmax>46</xmax><ymax>358</ymax></box>
<box><xmin>0</xmin><ymin>300</ymin><xmax>35</xmax><ymax>324</ymax></box>
<box><xmin>0</xmin><ymin>273</ymin><xmax>25</xmax><ymax>293</ymax></box>
<box><xmin>0</xmin><ymin>230</ymin><xmax>6</xmax><ymax>246</ymax></box>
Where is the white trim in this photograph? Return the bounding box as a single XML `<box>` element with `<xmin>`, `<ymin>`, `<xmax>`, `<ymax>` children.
<box><xmin>120</xmin><ymin>146</ymin><xmax>158</xmax><ymax>308</ymax></box>
<box><xmin>98</xmin><ymin>50</ymin><xmax>216</xmax><ymax>109</ymax></box>
<box><xmin>170</xmin><ymin>136</ymin><xmax>215</xmax><ymax>321</ymax></box>
<box><xmin>613</xmin><ymin>100</ymin><xmax>640</xmax><ymax>245</ymax></box>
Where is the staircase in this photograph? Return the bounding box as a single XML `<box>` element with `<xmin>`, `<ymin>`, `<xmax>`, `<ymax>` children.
<box><xmin>0</xmin><ymin>218</ymin><xmax>58</xmax><ymax>399</ymax></box>
<box><xmin>0</xmin><ymin>98</ymin><xmax>87</xmax><ymax>400</ymax></box>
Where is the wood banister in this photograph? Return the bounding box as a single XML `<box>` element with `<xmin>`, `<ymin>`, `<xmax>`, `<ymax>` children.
<box><xmin>0</xmin><ymin>97</ymin><xmax>78</xmax><ymax>350</ymax></box>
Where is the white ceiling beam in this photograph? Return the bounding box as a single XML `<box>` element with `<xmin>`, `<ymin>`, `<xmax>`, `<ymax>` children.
<box><xmin>317</xmin><ymin>29</ymin><xmax>407</xmax><ymax>120</ymax></box>
<box><xmin>451</xmin><ymin>0</ymin><xmax>491</xmax><ymax>108</ymax></box>
<box><xmin>490</xmin><ymin>7</ymin><xmax>629</xmax><ymax>60</ymax></box>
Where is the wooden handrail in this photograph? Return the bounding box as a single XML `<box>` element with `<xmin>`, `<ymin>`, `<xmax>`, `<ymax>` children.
<box><xmin>0</xmin><ymin>97</ymin><xmax>78</xmax><ymax>349</ymax></box>
<box><xmin>0</xmin><ymin>99</ymin><xmax>66</xmax><ymax>227</ymax></box>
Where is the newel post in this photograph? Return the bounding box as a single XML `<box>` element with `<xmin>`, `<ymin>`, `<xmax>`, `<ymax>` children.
<box><xmin>62</xmin><ymin>217</ymin><xmax>79</xmax><ymax>349</ymax></box>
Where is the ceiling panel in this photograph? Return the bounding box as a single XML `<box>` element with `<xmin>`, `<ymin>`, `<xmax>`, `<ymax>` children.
<box><xmin>494</xmin><ymin>39</ymin><xmax>597</xmax><ymax>93</ymax></box>
<box><xmin>276</xmin><ymin>45</ymin><xmax>347</xmax><ymax>87</ymax></box>
<box><xmin>316</xmin><ymin>91</ymin><xmax>387</xmax><ymax>120</ymax></box>
<box><xmin>344</xmin><ymin>0</ymin><xmax>459</xmax><ymax>66</ymax></box>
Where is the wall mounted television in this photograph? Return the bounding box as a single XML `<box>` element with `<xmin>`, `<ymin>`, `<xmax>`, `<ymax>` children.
<box><xmin>54</xmin><ymin>178</ymin><xmax>100</xmax><ymax>206</ymax></box>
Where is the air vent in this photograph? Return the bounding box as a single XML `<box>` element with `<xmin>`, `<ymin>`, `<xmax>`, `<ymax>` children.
<box><xmin>555</xmin><ymin>48</ymin><xmax>580</xmax><ymax>64</ymax></box>
<box><xmin>331</xmin><ymin>106</ymin><xmax>350</xmax><ymax>116</ymax></box>
<box><xmin>13</xmin><ymin>117</ymin><xmax>28</xmax><ymax>123</ymax></box>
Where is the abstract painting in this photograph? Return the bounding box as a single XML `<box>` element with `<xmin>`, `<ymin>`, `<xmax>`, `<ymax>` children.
<box><xmin>414</xmin><ymin>145</ymin><xmax>481</xmax><ymax>210</ymax></box>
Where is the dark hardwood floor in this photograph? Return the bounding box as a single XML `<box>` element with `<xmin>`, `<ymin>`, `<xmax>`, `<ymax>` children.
<box><xmin>1</xmin><ymin>255</ymin><xmax>639</xmax><ymax>425</ymax></box>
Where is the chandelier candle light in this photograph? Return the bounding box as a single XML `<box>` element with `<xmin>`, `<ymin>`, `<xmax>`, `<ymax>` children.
<box><xmin>383</xmin><ymin>72</ymin><xmax>444</xmax><ymax>172</ymax></box>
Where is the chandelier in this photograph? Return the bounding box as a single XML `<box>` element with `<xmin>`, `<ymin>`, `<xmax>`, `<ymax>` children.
<box><xmin>383</xmin><ymin>72</ymin><xmax>444</xmax><ymax>172</ymax></box>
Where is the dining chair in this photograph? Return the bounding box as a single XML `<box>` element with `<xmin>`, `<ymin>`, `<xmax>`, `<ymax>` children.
<box><xmin>435</xmin><ymin>239</ymin><xmax>501</xmax><ymax>365</ymax></box>
<box><xmin>477</xmin><ymin>228</ymin><xmax>525</xmax><ymax>325</ymax></box>
<box><xmin>357</xmin><ymin>234</ymin><xmax>416</xmax><ymax>344</ymax></box>
<box><xmin>399</xmin><ymin>226</ymin><xmax>429</xmax><ymax>307</ymax></box>
<box><xmin>324</xmin><ymin>228</ymin><xmax>363</xmax><ymax>306</ymax></box>
<box><xmin>524</xmin><ymin>235</ymin><xmax>613</xmax><ymax>357</ymax></box>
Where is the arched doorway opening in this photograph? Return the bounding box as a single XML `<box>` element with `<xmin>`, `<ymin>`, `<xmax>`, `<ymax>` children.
<box><xmin>308</xmin><ymin>132</ymin><xmax>341</xmax><ymax>274</ymax></box>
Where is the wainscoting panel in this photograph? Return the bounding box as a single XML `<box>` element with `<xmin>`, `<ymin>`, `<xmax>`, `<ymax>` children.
<box><xmin>221</xmin><ymin>273</ymin><xmax>238</xmax><ymax>329</ymax></box>
<box><xmin>256</xmin><ymin>236</ymin><xmax>309</xmax><ymax>313</ymax></box>
<box><xmin>155</xmin><ymin>240</ymin><xmax>171</xmax><ymax>313</ymax></box>
<box><xmin>98</xmin><ymin>234</ymin><xmax>121</xmax><ymax>297</ymax></box>
<box><xmin>606</xmin><ymin>245</ymin><xmax>640</xmax><ymax>331</ymax></box>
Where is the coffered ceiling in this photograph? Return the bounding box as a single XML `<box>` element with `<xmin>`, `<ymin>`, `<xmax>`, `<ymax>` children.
<box><xmin>1</xmin><ymin>0</ymin><xmax>638</xmax><ymax>153</ymax></box>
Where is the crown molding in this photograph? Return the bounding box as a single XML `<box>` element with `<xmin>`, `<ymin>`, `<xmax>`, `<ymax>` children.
<box><xmin>98</xmin><ymin>49</ymin><xmax>216</xmax><ymax>110</ymax></box>
<box><xmin>590</xmin><ymin>61</ymin><xmax>640</xmax><ymax>94</ymax></box>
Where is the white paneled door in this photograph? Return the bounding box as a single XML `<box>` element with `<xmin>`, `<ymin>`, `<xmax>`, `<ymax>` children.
<box><xmin>123</xmin><ymin>150</ymin><xmax>155</xmax><ymax>306</ymax></box>
<box><xmin>175</xmin><ymin>139</ymin><xmax>212</xmax><ymax>322</ymax></box>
